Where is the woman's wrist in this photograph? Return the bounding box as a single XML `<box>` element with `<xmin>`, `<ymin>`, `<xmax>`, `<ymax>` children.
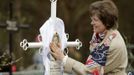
<box><xmin>62</xmin><ymin>55</ymin><xmax>68</xmax><ymax>66</ymax></box>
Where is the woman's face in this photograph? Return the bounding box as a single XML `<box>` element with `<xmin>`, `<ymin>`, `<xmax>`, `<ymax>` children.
<box><xmin>90</xmin><ymin>15</ymin><xmax>107</xmax><ymax>33</ymax></box>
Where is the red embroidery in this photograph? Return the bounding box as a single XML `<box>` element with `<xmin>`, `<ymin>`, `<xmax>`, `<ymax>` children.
<box><xmin>85</xmin><ymin>59</ymin><xmax>94</xmax><ymax>65</ymax></box>
<box><xmin>92</xmin><ymin>69</ymin><xmax>100</xmax><ymax>75</ymax></box>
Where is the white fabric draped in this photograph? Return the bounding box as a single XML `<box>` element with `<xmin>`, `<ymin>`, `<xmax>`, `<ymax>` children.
<box><xmin>39</xmin><ymin>17</ymin><xmax>67</xmax><ymax>75</ymax></box>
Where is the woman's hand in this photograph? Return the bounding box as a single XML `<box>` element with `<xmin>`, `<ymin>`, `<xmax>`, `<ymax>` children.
<box><xmin>50</xmin><ymin>42</ymin><xmax>65</xmax><ymax>61</ymax></box>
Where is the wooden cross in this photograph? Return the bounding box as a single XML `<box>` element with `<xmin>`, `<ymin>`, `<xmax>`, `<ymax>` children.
<box><xmin>0</xmin><ymin>0</ymin><xmax>29</xmax><ymax>75</ymax></box>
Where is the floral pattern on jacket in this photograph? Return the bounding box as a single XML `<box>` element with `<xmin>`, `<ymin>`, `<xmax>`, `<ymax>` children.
<box><xmin>85</xmin><ymin>32</ymin><xmax>116</xmax><ymax>75</ymax></box>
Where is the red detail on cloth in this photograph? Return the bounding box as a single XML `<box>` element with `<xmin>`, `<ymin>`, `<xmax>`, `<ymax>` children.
<box><xmin>111</xmin><ymin>33</ymin><xmax>116</xmax><ymax>39</ymax></box>
<box><xmin>92</xmin><ymin>69</ymin><xmax>100</xmax><ymax>75</ymax></box>
<box><xmin>85</xmin><ymin>59</ymin><xmax>101</xmax><ymax>75</ymax></box>
<box><xmin>85</xmin><ymin>59</ymin><xmax>94</xmax><ymax>65</ymax></box>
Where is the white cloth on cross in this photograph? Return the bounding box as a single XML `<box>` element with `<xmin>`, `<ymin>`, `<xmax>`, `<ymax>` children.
<box><xmin>39</xmin><ymin>17</ymin><xmax>67</xmax><ymax>75</ymax></box>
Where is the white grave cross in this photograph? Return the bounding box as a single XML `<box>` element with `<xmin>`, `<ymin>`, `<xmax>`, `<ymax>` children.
<box><xmin>20</xmin><ymin>0</ymin><xmax>82</xmax><ymax>75</ymax></box>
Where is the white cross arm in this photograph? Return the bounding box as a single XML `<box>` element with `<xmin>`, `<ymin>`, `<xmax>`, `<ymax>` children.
<box><xmin>20</xmin><ymin>39</ymin><xmax>82</xmax><ymax>51</ymax></box>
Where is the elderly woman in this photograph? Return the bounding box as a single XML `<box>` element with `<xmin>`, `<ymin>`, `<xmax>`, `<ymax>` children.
<box><xmin>50</xmin><ymin>0</ymin><xmax>128</xmax><ymax>75</ymax></box>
